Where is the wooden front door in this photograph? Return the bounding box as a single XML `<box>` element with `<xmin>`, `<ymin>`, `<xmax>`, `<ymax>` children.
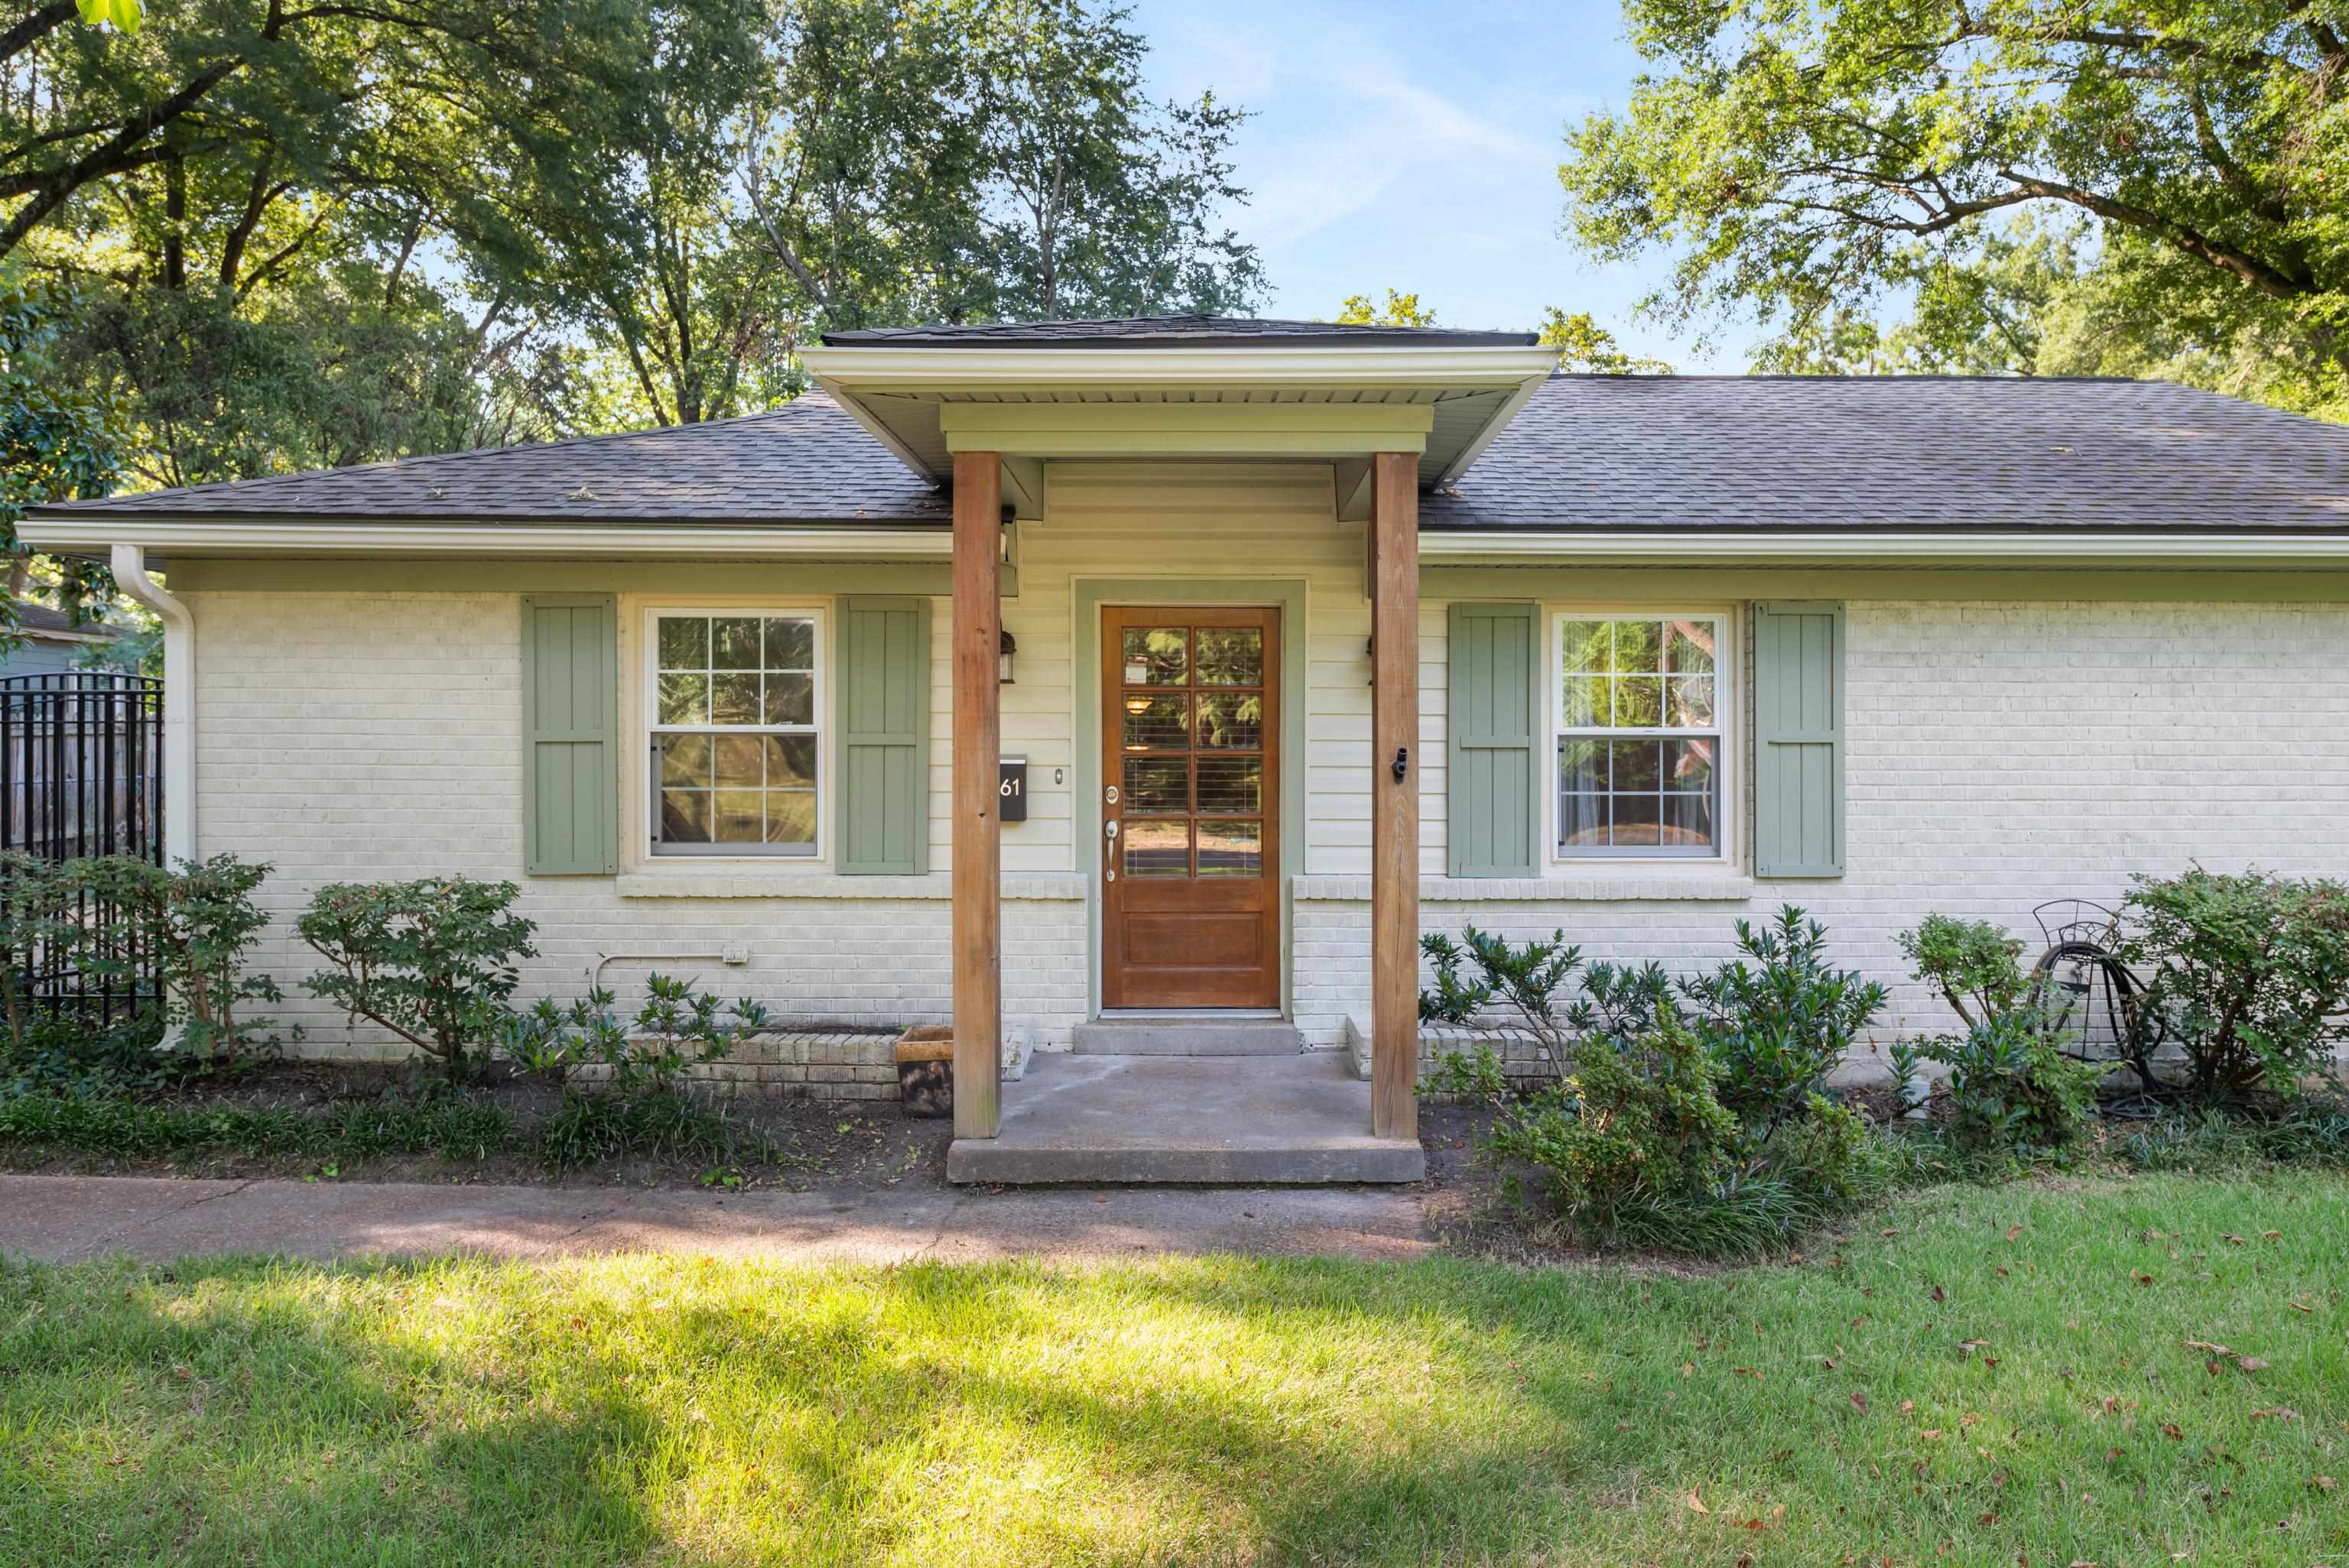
<box><xmin>1102</xmin><ymin>606</ymin><xmax>1280</xmax><ymax>1009</ymax></box>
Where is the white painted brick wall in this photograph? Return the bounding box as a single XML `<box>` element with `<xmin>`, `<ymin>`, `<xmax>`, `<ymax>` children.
<box><xmin>1298</xmin><ymin>599</ymin><xmax>2349</xmax><ymax>1072</ymax></box>
<box><xmin>191</xmin><ymin>586</ymin><xmax>2349</xmax><ymax>1084</ymax></box>
<box><xmin>190</xmin><ymin>590</ymin><xmax>1086</xmax><ymax>1065</ymax></box>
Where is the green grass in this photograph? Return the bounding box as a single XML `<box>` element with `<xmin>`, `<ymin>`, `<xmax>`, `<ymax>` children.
<box><xmin>4</xmin><ymin>1174</ymin><xmax>2347</xmax><ymax>1566</ymax></box>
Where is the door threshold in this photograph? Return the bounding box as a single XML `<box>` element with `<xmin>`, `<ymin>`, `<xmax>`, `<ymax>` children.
<box><xmin>1095</xmin><ymin>1008</ymin><xmax>1285</xmax><ymax>1021</ymax></box>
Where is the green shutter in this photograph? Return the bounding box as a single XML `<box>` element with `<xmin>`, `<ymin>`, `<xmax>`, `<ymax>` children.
<box><xmin>1447</xmin><ymin>601</ymin><xmax>1539</xmax><ymax>877</ymax></box>
<box><xmin>521</xmin><ymin>593</ymin><xmax>619</xmax><ymax>875</ymax></box>
<box><xmin>837</xmin><ymin>596</ymin><xmax>932</xmax><ymax>875</ymax></box>
<box><xmin>1753</xmin><ymin>601</ymin><xmax>1846</xmax><ymax>878</ymax></box>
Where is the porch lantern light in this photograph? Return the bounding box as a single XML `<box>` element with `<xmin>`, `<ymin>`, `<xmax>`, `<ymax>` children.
<box><xmin>999</xmin><ymin>628</ymin><xmax>1017</xmax><ymax>685</ymax></box>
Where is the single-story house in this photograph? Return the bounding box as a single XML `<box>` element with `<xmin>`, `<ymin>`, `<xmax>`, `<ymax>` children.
<box><xmin>27</xmin><ymin>315</ymin><xmax>2349</xmax><ymax>1181</ymax></box>
<box><xmin>2</xmin><ymin>599</ymin><xmax>130</xmax><ymax>679</ymax></box>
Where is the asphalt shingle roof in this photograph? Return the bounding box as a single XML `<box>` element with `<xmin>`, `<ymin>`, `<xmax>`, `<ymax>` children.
<box><xmin>1422</xmin><ymin>375</ymin><xmax>2349</xmax><ymax>531</ymax></box>
<box><xmin>34</xmin><ymin>372</ymin><xmax>2349</xmax><ymax>534</ymax></box>
<box><xmin>820</xmin><ymin>313</ymin><xmax>1540</xmax><ymax>349</ymax></box>
<box><xmin>50</xmin><ymin>391</ymin><xmax>946</xmax><ymax>522</ymax></box>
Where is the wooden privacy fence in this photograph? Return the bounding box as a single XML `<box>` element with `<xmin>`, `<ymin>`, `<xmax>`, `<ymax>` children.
<box><xmin>0</xmin><ymin>673</ymin><xmax>164</xmax><ymax>1023</ymax></box>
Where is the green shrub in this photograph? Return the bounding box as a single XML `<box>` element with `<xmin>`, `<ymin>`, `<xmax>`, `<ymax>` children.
<box><xmin>505</xmin><ymin>972</ymin><xmax>769</xmax><ymax>1095</ymax></box>
<box><xmin>1418</xmin><ymin>926</ymin><xmax>1677</xmax><ymax>1086</ymax></box>
<box><xmin>298</xmin><ymin>878</ymin><xmax>536</xmax><ymax>1082</ymax></box>
<box><xmin>0</xmin><ymin>852</ymin><xmax>80</xmax><ymax>1054</ymax></box>
<box><xmin>1763</xmin><ymin>1093</ymin><xmax>1899</xmax><ymax>1203</ymax></box>
<box><xmin>2117</xmin><ymin>868</ymin><xmax>2349</xmax><ymax>1102</ymax></box>
<box><xmin>1681</xmin><ymin>906</ymin><xmax>1886</xmax><ymax>1132</ymax></box>
<box><xmin>1418</xmin><ymin>927</ymin><xmax>1579</xmax><ymax>1073</ymax></box>
<box><xmin>1483</xmin><ymin>1005</ymin><xmax>1743</xmax><ymax>1241</ymax></box>
<box><xmin>0</xmin><ymin>1008</ymin><xmax>167</xmax><ymax>1098</ymax></box>
<box><xmin>1898</xmin><ymin>914</ymin><xmax>2107</xmax><ymax>1154</ymax></box>
<box><xmin>77</xmin><ymin>854</ymin><xmax>287</xmax><ymax>1065</ymax></box>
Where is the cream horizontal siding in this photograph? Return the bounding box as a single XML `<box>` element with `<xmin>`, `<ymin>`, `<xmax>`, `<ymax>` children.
<box><xmin>1012</xmin><ymin>459</ymin><xmax>1381</xmax><ymax>877</ymax></box>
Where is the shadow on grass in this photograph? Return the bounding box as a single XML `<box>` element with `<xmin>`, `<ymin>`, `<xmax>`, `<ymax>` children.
<box><xmin>0</xmin><ymin>1249</ymin><xmax>1629</xmax><ymax>1566</ymax></box>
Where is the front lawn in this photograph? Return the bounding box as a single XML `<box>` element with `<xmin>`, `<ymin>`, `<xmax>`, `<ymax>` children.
<box><xmin>5</xmin><ymin>1174</ymin><xmax>2345</xmax><ymax>1567</ymax></box>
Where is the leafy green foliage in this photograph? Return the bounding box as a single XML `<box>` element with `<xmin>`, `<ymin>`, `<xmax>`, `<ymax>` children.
<box><xmin>76</xmin><ymin>854</ymin><xmax>286</xmax><ymax>1066</ymax></box>
<box><xmin>1681</xmin><ymin>906</ymin><xmax>1887</xmax><ymax>1133</ymax></box>
<box><xmin>1558</xmin><ymin>0</ymin><xmax>2349</xmax><ymax>412</ymax></box>
<box><xmin>297</xmin><ymin>878</ymin><xmax>536</xmax><ymax>1082</ymax></box>
<box><xmin>0</xmin><ymin>850</ymin><xmax>280</xmax><ymax>1079</ymax></box>
<box><xmin>1897</xmin><ymin>914</ymin><xmax>2105</xmax><ymax>1154</ymax></box>
<box><xmin>1416</xmin><ymin>926</ymin><xmax>1580</xmax><ymax>1072</ymax></box>
<box><xmin>1334</xmin><ymin>289</ymin><xmax>1439</xmax><ymax>326</ymax></box>
<box><xmin>2119</xmin><ymin>868</ymin><xmax>2349</xmax><ymax>1102</ymax></box>
<box><xmin>1535</xmin><ymin>307</ymin><xmax>1673</xmax><ymax>373</ymax></box>
<box><xmin>0</xmin><ymin>852</ymin><xmax>83</xmax><ymax>1055</ymax></box>
<box><xmin>532</xmin><ymin>1089</ymin><xmax>764</xmax><ymax>1170</ymax></box>
<box><xmin>0</xmin><ymin>1008</ymin><xmax>166</xmax><ymax>1099</ymax></box>
<box><xmin>504</xmin><ymin>972</ymin><xmax>769</xmax><ymax>1096</ymax></box>
<box><xmin>0</xmin><ymin>274</ymin><xmax>128</xmax><ymax>636</ymax></box>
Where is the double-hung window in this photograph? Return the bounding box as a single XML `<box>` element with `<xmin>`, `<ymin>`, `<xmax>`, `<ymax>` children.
<box><xmin>1556</xmin><ymin>613</ymin><xmax>1725</xmax><ymax>858</ymax></box>
<box><xmin>649</xmin><ymin>610</ymin><xmax>820</xmax><ymax>856</ymax></box>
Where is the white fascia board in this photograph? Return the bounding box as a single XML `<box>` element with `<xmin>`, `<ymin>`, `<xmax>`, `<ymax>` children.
<box><xmin>19</xmin><ymin>518</ymin><xmax>952</xmax><ymax>558</ymax></box>
<box><xmin>797</xmin><ymin>343</ymin><xmax>1560</xmax><ymax>390</ymax></box>
<box><xmin>1433</xmin><ymin>372</ymin><xmax>1551</xmax><ymax>487</ymax></box>
<box><xmin>1418</xmin><ymin>529</ymin><xmax>2349</xmax><ymax>562</ymax></box>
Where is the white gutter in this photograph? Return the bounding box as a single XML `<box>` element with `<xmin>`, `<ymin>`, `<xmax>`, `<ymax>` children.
<box><xmin>109</xmin><ymin>544</ymin><xmax>193</xmax><ymax>865</ymax></box>
<box><xmin>26</xmin><ymin>521</ymin><xmax>950</xmax><ymax>558</ymax></box>
<box><xmin>1418</xmin><ymin>529</ymin><xmax>2349</xmax><ymax>562</ymax></box>
<box><xmin>797</xmin><ymin>342</ymin><xmax>1560</xmax><ymax>390</ymax></box>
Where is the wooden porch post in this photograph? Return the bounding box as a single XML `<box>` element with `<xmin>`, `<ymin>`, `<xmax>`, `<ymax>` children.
<box><xmin>951</xmin><ymin>451</ymin><xmax>1003</xmax><ymax>1138</ymax></box>
<box><xmin>1369</xmin><ymin>450</ymin><xmax>1420</xmax><ymax>1140</ymax></box>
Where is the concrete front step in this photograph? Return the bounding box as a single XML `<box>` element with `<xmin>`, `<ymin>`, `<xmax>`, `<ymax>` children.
<box><xmin>947</xmin><ymin>1051</ymin><xmax>1425</xmax><ymax>1186</ymax></box>
<box><xmin>1071</xmin><ymin>1017</ymin><xmax>1303</xmax><ymax>1056</ymax></box>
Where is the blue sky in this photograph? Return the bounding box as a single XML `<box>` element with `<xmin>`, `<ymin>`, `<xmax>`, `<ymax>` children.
<box><xmin>1126</xmin><ymin>0</ymin><xmax>1757</xmax><ymax>368</ymax></box>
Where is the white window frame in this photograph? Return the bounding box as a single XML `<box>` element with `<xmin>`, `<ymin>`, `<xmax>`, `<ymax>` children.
<box><xmin>640</xmin><ymin>603</ymin><xmax>828</xmax><ymax>861</ymax></box>
<box><xmin>1545</xmin><ymin>605</ymin><xmax>1737</xmax><ymax>866</ymax></box>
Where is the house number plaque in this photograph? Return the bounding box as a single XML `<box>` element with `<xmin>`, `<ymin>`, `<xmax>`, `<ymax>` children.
<box><xmin>998</xmin><ymin>757</ymin><xmax>1028</xmax><ymax>823</ymax></box>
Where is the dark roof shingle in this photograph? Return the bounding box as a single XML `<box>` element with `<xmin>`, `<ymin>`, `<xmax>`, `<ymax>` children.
<box><xmin>1422</xmin><ymin>375</ymin><xmax>2349</xmax><ymax>531</ymax></box>
<box><xmin>47</xmin><ymin>391</ymin><xmax>944</xmax><ymax>522</ymax></box>
<box><xmin>34</xmin><ymin>372</ymin><xmax>2349</xmax><ymax>534</ymax></box>
<box><xmin>820</xmin><ymin>313</ymin><xmax>1538</xmax><ymax>349</ymax></box>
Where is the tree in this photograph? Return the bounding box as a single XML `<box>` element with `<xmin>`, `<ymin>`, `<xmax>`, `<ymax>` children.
<box><xmin>0</xmin><ymin>273</ymin><xmax>125</xmax><ymax>637</ymax></box>
<box><xmin>745</xmin><ymin>0</ymin><xmax>1263</xmax><ymax>336</ymax></box>
<box><xmin>1558</xmin><ymin>0</ymin><xmax>2349</xmax><ymax>404</ymax></box>
<box><xmin>1537</xmin><ymin>307</ymin><xmax>1672</xmax><ymax>373</ymax></box>
<box><xmin>1334</xmin><ymin>288</ymin><xmax>1439</xmax><ymax>326</ymax></box>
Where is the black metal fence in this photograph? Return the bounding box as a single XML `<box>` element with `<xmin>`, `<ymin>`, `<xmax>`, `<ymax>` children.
<box><xmin>0</xmin><ymin>673</ymin><xmax>165</xmax><ymax>1023</ymax></box>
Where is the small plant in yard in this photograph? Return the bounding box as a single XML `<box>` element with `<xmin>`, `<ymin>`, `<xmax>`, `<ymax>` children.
<box><xmin>77</xmin><ymin>854</ymin><xmax>288</xmax><ymax>1066</ymax></box>
<box><xmin>2117</xmin><ymin>867</ymin><xmax>2349</xmax><ymax>1103</ymax></box>
<box><xmin>1896</xmin><ymin>914</ymin><xmax>2106</xmax><ymax>1155</ymax></box>
<box><xmin>1418</xmin><ymin>926</ymin><xmax>1675</xmax><ymax>1083</ymax></box>
<box><xmin>298</xmin><ymin>878</ymin><xmax>536</xmax><ymax>1082</ymax></box>
<box><xmin>1681</xmin><ymin>905</ymin><xmax>1887</xmax><ymax>1134</ymax></box>
<box><xmin>503</xmin><ymin>972</ymin><xmax>770</xmax><ymax>1094</ymax></box>
<box><xmin>0</xmin><ymin>852</ymin><xmax>79</xmax><ymax>1055</ymax></box>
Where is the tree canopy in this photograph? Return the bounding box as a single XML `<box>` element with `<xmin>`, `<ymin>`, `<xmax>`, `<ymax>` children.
<box><xmin>2</xmin><ymin>0</ymin><xmax>1266</xmax><ymax>486</ymax></box>
<box><xmin>1559</xmin><ymin>0</ymin><xmax>2349</xmax><ymax>413</ymax></box>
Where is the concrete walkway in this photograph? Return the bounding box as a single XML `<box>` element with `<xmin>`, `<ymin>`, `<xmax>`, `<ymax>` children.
<box><xmin>0</xmin><ymin>1174</ymin><xmax>1433</xmax><ymax>1267</ymax></box>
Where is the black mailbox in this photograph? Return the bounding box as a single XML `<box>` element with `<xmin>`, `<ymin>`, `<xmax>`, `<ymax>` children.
<box><xmin>998</xmin><ymin>757</ymin><xmax>1028</xmax><ymax>823</ymax></box>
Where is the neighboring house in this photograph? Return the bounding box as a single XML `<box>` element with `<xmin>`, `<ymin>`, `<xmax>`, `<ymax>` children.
<box><xmin>1</xmin><ymin>602</ymin><xmax>128</xmax><ymax>680</ymax></box>
<box><xmin>25</xmin><ymin>315</ymin><xmax>2349</xmax><ymax>1176</ymax></box>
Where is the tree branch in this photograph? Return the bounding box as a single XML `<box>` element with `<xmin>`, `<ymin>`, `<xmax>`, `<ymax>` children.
<box><xmin>1993</xmin><ymin>167</ymin><xmax>2310</xmax><ymax>299</ymax></box>
<box><xmin>0</xmin><ymin>1</ymin><xmax>75</xmax><ymax>67</ymax></box>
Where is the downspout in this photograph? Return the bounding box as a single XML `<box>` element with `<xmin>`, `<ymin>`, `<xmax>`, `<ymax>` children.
<box><xmin>109</xmin><ymin>544</ymin><xmax>194</xmax><ymax>865</ymax></box>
